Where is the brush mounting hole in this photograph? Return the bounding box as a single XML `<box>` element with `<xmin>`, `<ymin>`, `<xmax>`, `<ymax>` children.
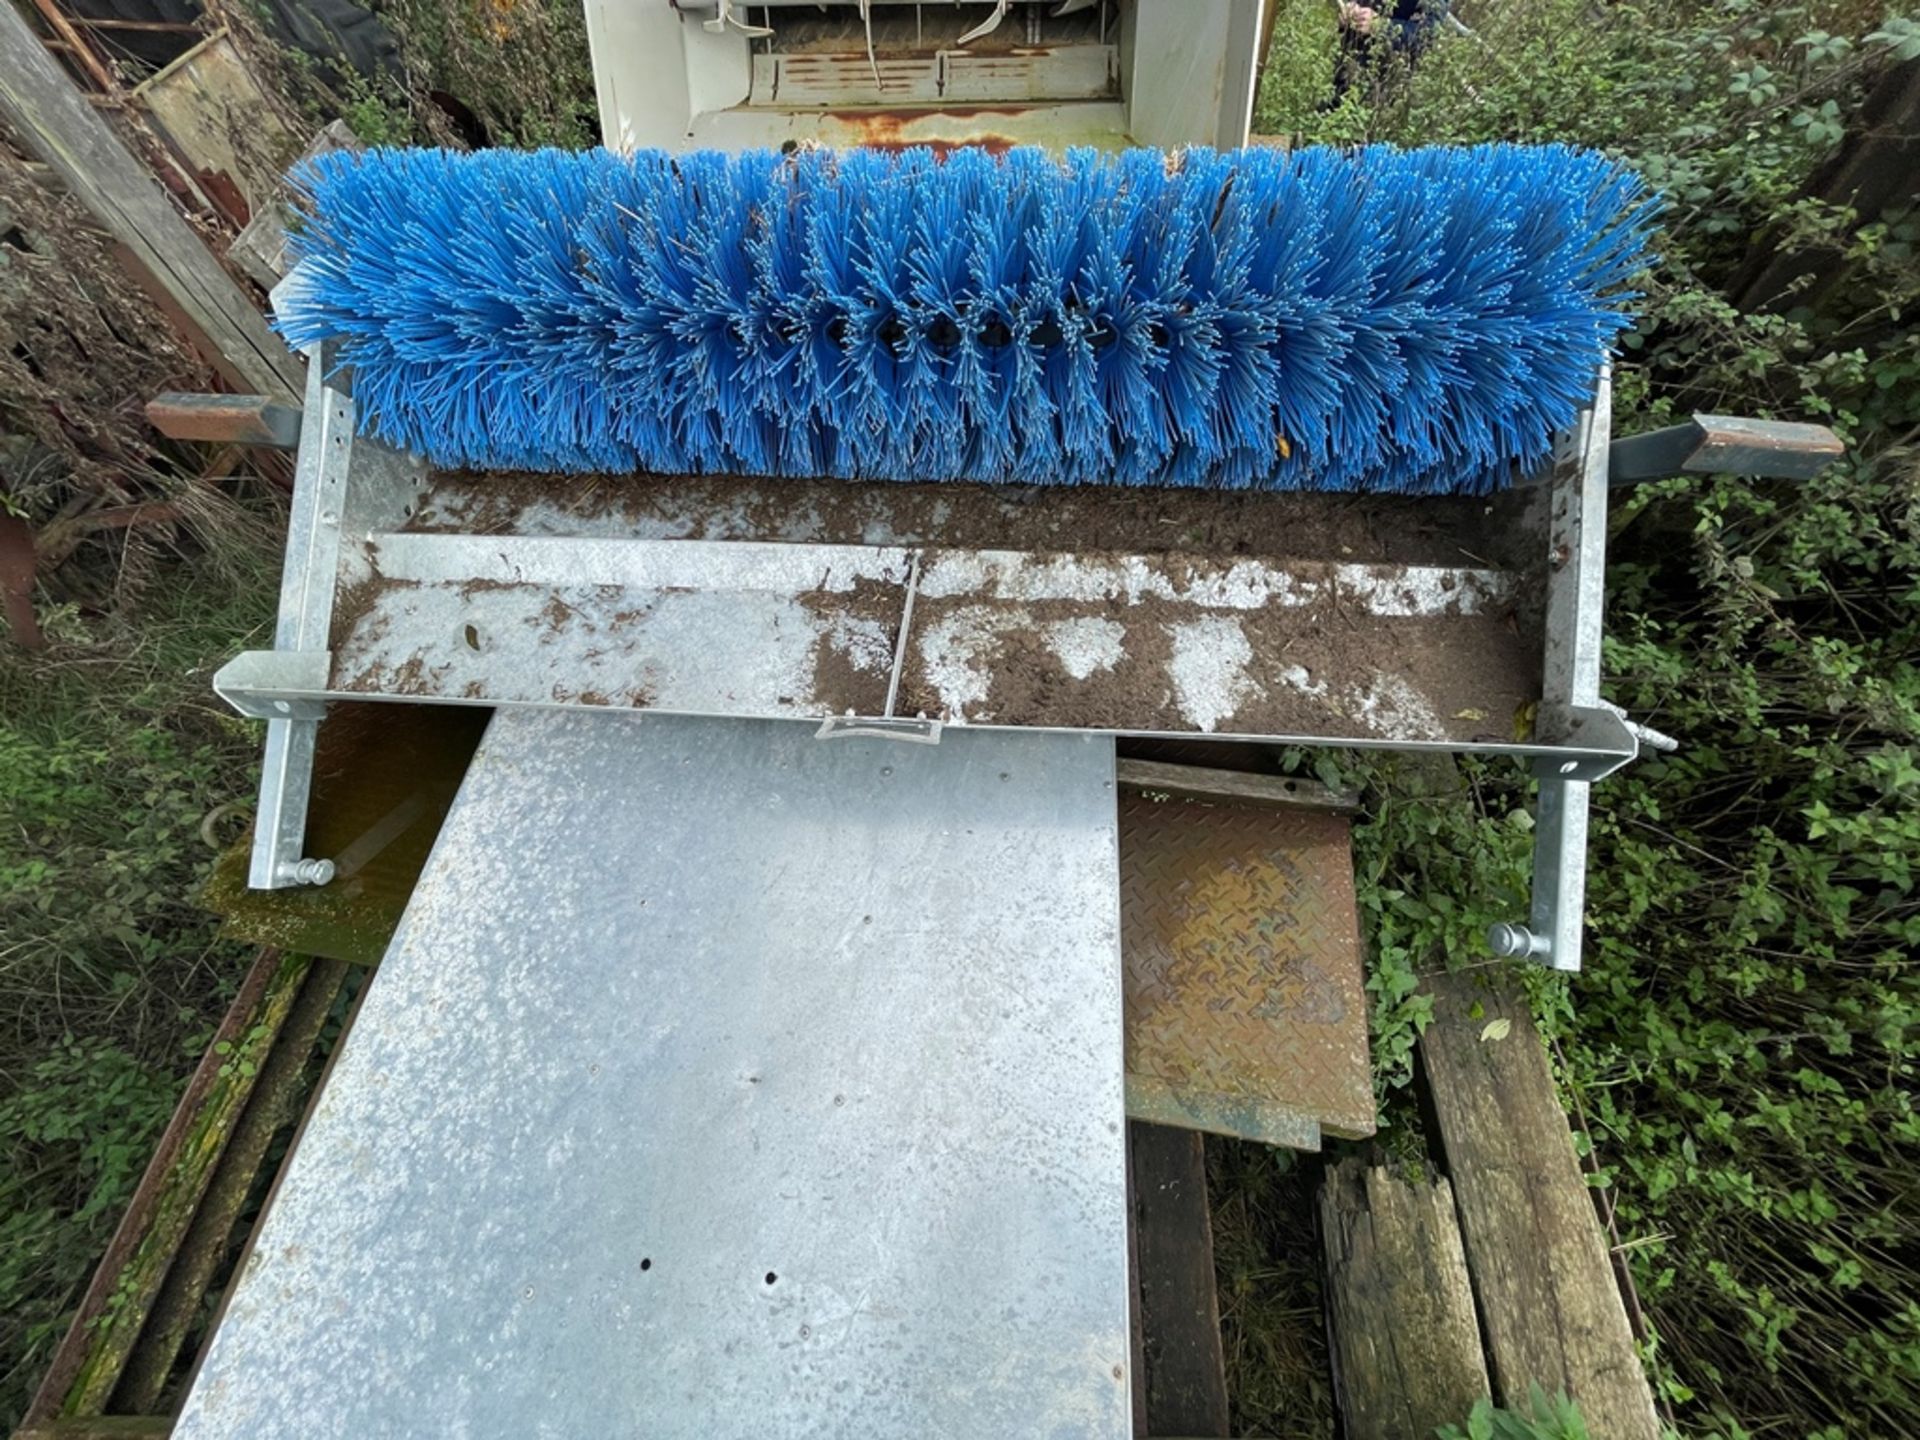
<box><xmin>1031</xmin><ymin>318</ymin><xmax>1063</xmax><ymax>348</ymax></box>
<box><xmin>927</xmin><ymin>317</ymin><xmax>960</xmax><ymax>349</ymax></box>
<box><xmin>640</xmin><ymin>1257</ymin><xmax>651</xmax><ymax>1271</ymax></box>
<box><xmin>462</xmin><ymin>623</ymin><xmax>484</xmax><ymax>652</ymax></box>
<box><xmin>764</xmin><ymin>1271</ymin><xmax>777</xmax><ymax>1286</ymax></box>
<box><xmin>979</xmin><ymin>316</ymin><xmax>1011</xmax><ymax>348</ymax></box>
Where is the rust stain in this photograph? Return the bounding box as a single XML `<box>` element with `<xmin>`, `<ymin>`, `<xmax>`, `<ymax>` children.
<box><xmin>824</xmin><ymin>107</ymin><xmax>1026</xmax><ymax>156</ymax></box>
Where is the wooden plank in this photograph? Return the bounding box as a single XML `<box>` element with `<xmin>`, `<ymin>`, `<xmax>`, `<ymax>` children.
<box><xmin>73</xmin><ymin>18</ymin><xmax>203</xmax><ymax>32</ymax></box>
<box><xmin>145</xmin><ymin>392</ymin><xmax>301</xmax><ymax>448</ymax></box>
<box><xmin>1319</xmin><ymin>1158</ymin><xmax>1489</xmax><ymax>1439</ymax></box>
<box><xmin>0</xmin><ymin>2</ymin><xmax>301</xmax><ymax>401</ymax></box>
<box><xmin>1419</xmin><ymin>973</ymin><xmax>1661</xmax><ymax>1440</ymax></box>
<box><xmin>24</xmin><ymin>950</ymin><xmax>311</xmax><ymax>1424</ymax></box>
<box><xmin>134</xmin><ymin>30</ymin><xmax>301</xmax><ymax>219</ymax></box>
<box><xmin>228</xmin><ymin>120</ymin><xmax>360</xmax><ymax>291</ymax></box>
<box><xmin>1129</xmin><ymin>1122</ymin><xmax>1230</xmax><ymax>1438</ymax></box>
<box><xmin>1116</xmin><ymin>757</ymin><xmax>1360</xmax><ymax>813</ymax></box>
<box><xmin>113</xmin><ymin>958</ymin><xmax>354</xmax><ymax>1413</ymax></box>
<box><xmin>0</xmin><ymin>513</ymin><xmax>43</xmax><ymax>650</ymax></box>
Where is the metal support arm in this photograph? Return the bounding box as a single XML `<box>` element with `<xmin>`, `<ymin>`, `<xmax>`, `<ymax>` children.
<box><xmin>1491</xmin><ymin>372</ymin><xmax>1618</xmax><ymax>972</ymax></box>
<box><xmin>1608</xmin><ymin>413</ymin><xmax>1843</xmax><ymax>484</ymax></box>
<box><xmin>241</xmin><ymin>351</ymin><xmax>352</xmax><ymax>889</ymax></box>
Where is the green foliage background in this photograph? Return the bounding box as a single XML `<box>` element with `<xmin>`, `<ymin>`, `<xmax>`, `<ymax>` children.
<box><xmin>1255</xmin><ymin>2</ymin><xmax>1920</xmax><ymax>1435</ymax></box>
<box><xmin>0</xmin><ymin>556</ymin><xmax>275</xmax><ymax>1424</ymax></box>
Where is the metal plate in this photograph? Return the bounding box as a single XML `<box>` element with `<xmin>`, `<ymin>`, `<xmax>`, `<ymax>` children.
<box><xmin>320</xmin><ymin>532</ymin><xmax>1531</xmax><ymax>747</ymax></box>
<box><xmin>176</xmin><ymin>711</ymin><xmax>1133</xmax><ymax>1439</ymax></box>
<box><xmin>1119</xmin><ymin>788</ymin><xmax>1375</xmax><ymax>1150</ymax></box>
<box><xmin>404</xmin><ymin>469</ymin><xmax>1529</xmax><ymax>571</ymax></box>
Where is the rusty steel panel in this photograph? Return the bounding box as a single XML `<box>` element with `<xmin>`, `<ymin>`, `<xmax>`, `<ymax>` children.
<box><xmin>1119</xmin><ymin>788</ymin><xmax>1375</xmax><ymax>1150</ymax></box>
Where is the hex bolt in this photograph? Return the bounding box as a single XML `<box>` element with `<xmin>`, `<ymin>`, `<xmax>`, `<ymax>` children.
<box><xmin>1626</xmin><ymin>719</ymin><xmax>1680</xmax><ymax>753</ymax></box>
<box><xmin>1486</xmin><ymin>921</ymin><xmax>1550</xmax><ymax>959</ymax></box>
<box><xmin>278</xmin><ymin>857</ymin><xmax>336</xmax><ymax>887</ymax></box>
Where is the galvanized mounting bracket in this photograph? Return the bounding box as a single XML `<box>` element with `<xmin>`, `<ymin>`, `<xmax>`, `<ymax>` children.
<box><xmin>240</xmin><ymin>352</ymin><xmax>351</xmax><ymax>889</ymax></box>
<box><xmin>225</xmin><ymin>340</ymin><xmax>428</xmax><ymax>889</ymax></box>
<box><xmin>214</xmin><ymin>335</ymin><xmax>1689</xmax><ymax>975</ymax></box>
<box><xmin>816</xmin><ymin>716</ymin><xmax>945</xmax><ymax>744</ymax></box>
<box><xmin>1489</xmin><ymin>369</ymin><xmax>1682</xmax><ymax>971</ymax></box>
<box><xmin>1494</xmin><ymin>397</ymin><xmax>1836</xmax><ymax>967</ymax></box>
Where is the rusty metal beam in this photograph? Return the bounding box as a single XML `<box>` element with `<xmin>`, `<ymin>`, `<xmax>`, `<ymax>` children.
<box><xmin>25</xmin><ymin>0</ymin><xmax>120</xmax><ymax>95</ymax></box>
<box><xmin>1607</xmin><ymin>414</ymin><xmax>1844</xmax><ymax>484</ymax></box>
<box><xmin>1114</xmin><ymin>757</ymin><xmax>1360</xmax><ymax>813</ymax></box>
<box><xmin>146</xmin><ymin>392</ymin><xmax>303</xmax><ymax>449</ymax></box>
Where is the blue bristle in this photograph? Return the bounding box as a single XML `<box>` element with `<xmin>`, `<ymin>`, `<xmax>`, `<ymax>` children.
<box><xmin>278</xmin><ymin>142</ymin><xmax>1655</xmax><ymax>494</ymax></box>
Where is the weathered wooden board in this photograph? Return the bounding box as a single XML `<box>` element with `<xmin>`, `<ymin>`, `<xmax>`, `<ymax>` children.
<box><xmin>134</xmin><ymin>31</ymin><xmax>300</xmax><ymax>221</ymax></box>
<box><xmin>112</xmin><ymin>958</ymin><xmax>354</xmax><ymax>1413</ymax></box>
<box><xmin>0</xmin><ymin>3</ymin><xmax>300</xmax><ymax>400</ymax></box>
<box><xmin>24</xmin><ymin>950</ymin><xmax>310</xmax><ymax>1424</ymax></box>
<box><xmin>1419</xmin><ymin>973</ymin><xmax>1661</xmax><ymax>1440</ymax></box>
<box><xmin>1129</xmin><ymin>1123</ymin><xmax>1231</xmax><ymax>1438</ymax></box>
<box><xmin>1319</xmin><ymin>1158</ymin><xmax>1489</xmax><ymax>1439</ymax></box>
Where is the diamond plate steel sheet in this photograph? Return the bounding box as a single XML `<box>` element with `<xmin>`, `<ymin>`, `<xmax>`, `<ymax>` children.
<box><xmin>1119</xmin><ymin>788</ymin><xmax>1375</xmax><ymax>1149</ymax></box>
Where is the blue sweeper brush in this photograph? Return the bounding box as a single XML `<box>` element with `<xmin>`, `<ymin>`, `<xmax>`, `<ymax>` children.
<box><xmin>277</xmin><ymin>142</ymin><xmax>1654</xmax><ymax>494</ymax></box>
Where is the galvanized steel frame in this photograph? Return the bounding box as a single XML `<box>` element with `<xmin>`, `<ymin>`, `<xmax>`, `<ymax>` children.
<box><xmin>1487</xmin><ymin>369</ymin><xmax>1625</xmax><ymax>971</ymax></box>
<box><xmin>218</xmin><ymin>360</ymin><xmax>1633</xmax><ymax>967</ymax></box>
<box><xmin>224</xmin><ymin>344</ymin><xmax>428</xmax><ymax>887</ymax></box>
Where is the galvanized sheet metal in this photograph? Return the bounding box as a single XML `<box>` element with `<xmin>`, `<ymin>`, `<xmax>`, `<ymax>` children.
<box><xmin>176</xmin><ymin>711</ymin><xmax>1133</xmax><ymax>1439</ymax></box>
<box><xmin>329</xmin><ymin>533</ymin><xmax>1528</xmax><ymax>745</ymax></box>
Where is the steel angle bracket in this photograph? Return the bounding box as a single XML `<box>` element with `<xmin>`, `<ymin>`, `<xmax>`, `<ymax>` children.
<box><xmin>232</xmin><ymin>350</ymin><xmax>350</xmax><ymax>888</ymax></box>
<box><xmin>1489</xmin><ymin>369</ymin><xmax>1678</xmax><ymax>972</ymax></box>
<box><xmin>222</xmin><ymin>328</ymin><xmax>427</xmax><ymax>889</ymax></box>
<box><xmin>215</xmin><ymin>650</ymin><xmax>331</xmax><ymax>720</ymax></box>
